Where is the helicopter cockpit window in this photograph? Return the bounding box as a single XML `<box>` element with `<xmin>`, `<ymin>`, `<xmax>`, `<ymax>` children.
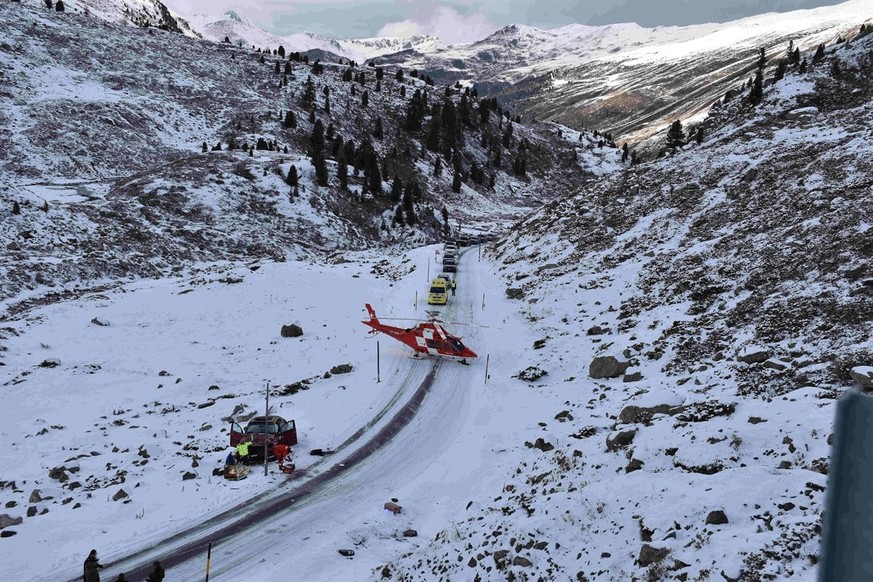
<box><xmin>426</xmin><ymin>339</ymin><xmax>443</xmax><ymax>350</ymax></box>
<box><xmin>450</xmin><ymin>339</ymin><xmax>464</xmax><ymax>352</ymax></box>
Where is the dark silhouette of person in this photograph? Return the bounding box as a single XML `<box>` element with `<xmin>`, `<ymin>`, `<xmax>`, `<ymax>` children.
<box><xmin>83</xmin><ymin>549</ymin><xmax>104</xmax><ymax>582</ymax></box>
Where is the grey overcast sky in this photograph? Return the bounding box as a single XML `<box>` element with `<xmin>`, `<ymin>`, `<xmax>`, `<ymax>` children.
<box><xmin>164</xmin><ymin>0</ymin><xmax>849</xmax><ymax>42</ymax></box>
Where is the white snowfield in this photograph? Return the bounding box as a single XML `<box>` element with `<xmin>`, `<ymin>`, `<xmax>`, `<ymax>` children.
<box><xmin>0</xmin><ymin>244</ymin><xmax>542</xmax><ymax>581</ymax></box>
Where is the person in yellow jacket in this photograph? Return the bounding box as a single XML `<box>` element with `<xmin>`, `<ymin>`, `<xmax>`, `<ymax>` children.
<box><xmin>236</xmin><ymin>441</ymin><xmax>251</xmax><ymax>465</ymax></box>
<box><xmin>451</xmin><ymin>278</ymin><xmax>457</xmax><ymax>296</ymax></box>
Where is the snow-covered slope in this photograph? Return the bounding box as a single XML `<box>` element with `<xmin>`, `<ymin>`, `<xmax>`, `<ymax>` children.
<box><xmin>1</xmin><ymin>1</ymin><xmax>872</xmax><ymax>581</ymax></box>
<box><xmin>378</xmin><ymin>28</ymin><xmax>873</xmax><ymax>582</ymax></box>
<box><xmin>382</xmin><ymin>0</ymin><xmax>873</xmax><ymax>145</ymax></box>
<box><xmin>186</xmin><ymin>10</ymin><xmax>442</xmax><ymax>62</ymax></box>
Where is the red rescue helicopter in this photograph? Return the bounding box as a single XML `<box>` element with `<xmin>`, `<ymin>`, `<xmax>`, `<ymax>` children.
<box><xmin>362</xmin><ymin>304</ymin><xmax>478</xmax><ymax>364</ymax></box>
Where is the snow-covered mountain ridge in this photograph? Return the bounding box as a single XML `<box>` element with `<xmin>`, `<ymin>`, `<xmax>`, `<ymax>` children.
<box><xmin>377</xmin><ymin>0</ymin><xmax>873</xmax><ymax>147</ymax></box>
<box><xmin>0</xmin><ymin>0</ymin><xmax>871</xmax><ymax>580</ymax></box>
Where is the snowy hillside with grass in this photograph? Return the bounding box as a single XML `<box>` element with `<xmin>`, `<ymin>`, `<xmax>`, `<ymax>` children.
<box><xmin>1</xmin><ymin>0</ymin><xmax>872</xmax><ymax>581</ymax></box>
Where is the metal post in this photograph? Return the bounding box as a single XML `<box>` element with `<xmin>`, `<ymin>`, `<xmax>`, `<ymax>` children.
<box><xmin>377</xmin><ymin>341</ymin><xmax>381</xmax><ymax>383</ymax></box>
<box><xmin>205</xmin><ymin>542</ymin><xmax>212</xmax><ymax>582</ymax></box>
<box><xmin>415</xmin><ymin>290</ymin><xmax>417</xmax><ymax>309</ymax></box>
<box><xmin>482</xmin><ymin>293</ymin><xmax>486</xmax><ymax>310</ymax></box>
<box><xmin>264</xmin><ymin>383</ymin><xmax>269</xmax><ymax>476</ymax></box>
<box><xmin>484</xmin><ymin>354</ymin><xmax>490</xmax><ymax>383</ymax></box>
<box><xmin>819</xmin><ymin>390</ymin><xmax>873</xmax><ymax>581</ymax></box>
<box><xmin>427</xmin><ymin>259</ymin><xmax>430</xmax><ymax>280</ymax></box>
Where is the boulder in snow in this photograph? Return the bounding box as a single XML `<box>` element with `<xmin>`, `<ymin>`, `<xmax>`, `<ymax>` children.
<box><xmin>737</xmin><ymin>346</ymin><xmax>769</xmax><ymax>364</ymax></box>
<box><xmin>0</xmin><ymin>514</ymin><xmax>23</xmax><ymax>529</ymax></box>
<box><xmin>589</xmin><ymin>355</ymin><xmax>629</xmax><ymax>379</ymax></box>
<box><xmin>281</xmin><ymin>324</ymin><xmax>303</xmax><ymax>338</ymax></box>
<box><xmin>850</xmin><ymin>366</ymin><xmax>873</xmax><ymax>390</ymax></box>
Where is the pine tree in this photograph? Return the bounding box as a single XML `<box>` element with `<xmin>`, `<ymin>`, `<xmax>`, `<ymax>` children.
<box><xmin>375</xmin><ymin>80</ymin><xmax>381</xmax><ymax>92</ymax></box>
<box><xmin>393</xmin><ymin>205</ymin><xmax>405</xmax><ymax>226</ymax></box>
<box><xmin>283</xmin><ymin>110</ymin><xmax>297</xmax><ymax>128</ymax></box>
<box><xmin>748</xmin><ymin>69</ymin><xmax>763</xmax><ymax>106</ymax></box>
<box><xmin>695</xmin><ymin>125</ymin><xmax>704</xmax><ymax>144</ymax></box>
<box><xmin>310</xmin><ymin>120</ymin><xmax>328</xmax><ymax>186</ymax></box>
<box><xmin>201</xmin><ymin>141</ymin><xmax>208</xmax><ymax>153</ymax></box>
<box><xmin>390</xmin><ymin>176</ymin><xmax>403</xmax><ymax>203</ymax></box>
<box><xmin>774</xmin><ymin>60</ymin><xmax>787</xmax><ymax>81</ymax></box>
<box><xmin>813</xmin><ymin>43</ymin><xmax>825</xmax><ymax>63</ymax></box>
<box><xmin>301</xmin><ymin>75</ymin><xmax>316</xmax><ymax>110</ymax></box>
<box><xmin>665</xmin><ymin>119</ymin><xmax>685</xmax><ymax>151</ymax></box>
<box><xmin>43</xmin><ymin>0</ymin><xmax>52</xmax><ymax>9</ymax></box>
<box><xmin>433</xmin><ymin>156</ymin><xmax>442</xmax><ymax>177</ymax></box>
<box><xmin>451</xmin><ymin>170</ymin><xmax>462</xmax><ymax>193</ymax></box>
<box><xmin>286</xmin><ymin>165</ymin><xmax>299</xmax><ymax>187</ymax></box>
<box><xmin>403</xmin><ymin>183</ymin><xmax>417</xmax><ymax>225</ymax></box>
<box><xmin>395</xmin><ymin>69</ymin><xmax>404</xmax><ymax>82</ymax></box>
<box><xmin>376</xmin><ymin>67</ymin><xmax>384</xmax><ymax>80</ymax></box>
<box><xmin>55</xmin><ymin>0</ymin><xmax>64</xmax><ymax>11</ymax></box>
<box><xmin>425</xmin><ymin>105</ymin><xmax>441</xmax><ymax>152</ymax></box>
<box><xmin>13</xmin><ymin>200</ymin><xmax>21</xmax><ymax>214</ymax></box>
<box><xmin>362</xmin><ymin>91</ymin><xmax>369</xmax><ymax>107</ymax></box>
<box><xmin>336</xmin><ymin>142</ymin><xmax>348</xmax><ymax>190</ymax></box>
<box><xmin>621</xmin><ymin>143</ymin><xmax>629</xmax><ymax>163</ymax></box>
<box><xmin>373</xmin><ymin>116</ymin><xmax>383</xmax><ymax>140</ymax></box>
<box><xmin>278</xmin><ymin>45</ymin><xmax>285</xmax><ymax>58</ymax></box>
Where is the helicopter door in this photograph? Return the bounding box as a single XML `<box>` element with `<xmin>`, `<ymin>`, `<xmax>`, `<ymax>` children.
<box><xmin>230</xmin><ymin>422</ymin><xmax>244</xmax><ymax>447</ymax></box>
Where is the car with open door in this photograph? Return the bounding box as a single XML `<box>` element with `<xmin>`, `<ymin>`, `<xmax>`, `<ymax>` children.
<box><xmin>230</xmin><ymin>415</ymin><xmax>297</xmax><ymax>461</ymax></box>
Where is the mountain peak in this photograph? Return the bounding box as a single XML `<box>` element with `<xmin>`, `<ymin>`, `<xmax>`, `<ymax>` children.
<box><xmin>224</xmin><ymin>10</ymin><xmax>243</xmax><ymax>23</ymax></box>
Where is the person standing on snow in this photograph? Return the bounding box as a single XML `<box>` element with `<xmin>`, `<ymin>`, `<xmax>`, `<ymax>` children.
<box><xmin>236</xmin><ymin>441</ymin><xmax>251</xmax><ymax>465</ymax></box>
<box><xmin>83</xmin><ymin>549</ymin><xmax>104</xmax><ymax>582</ymax></box>
<box><xmin>451</xmin><ymin>278</ymin><xmax>457</xmax><ymax>296</ymax></box>
<box><xmin>146</xmin><ymin>560</ymin><xmax>165</xmax><ymax>582</ymax></box>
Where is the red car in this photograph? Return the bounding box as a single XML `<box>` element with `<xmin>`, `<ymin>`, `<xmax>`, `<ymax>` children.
<box><xmin>230</xmin><ymin>415</ymin><xmax>298</xmax><ymax>461</ymax></box>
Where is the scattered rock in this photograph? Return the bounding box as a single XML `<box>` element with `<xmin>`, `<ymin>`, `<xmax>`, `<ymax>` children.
<box><xmin>505</xmin><ymin>288</ymin><xmax>524</xmax><ymax>300</ymax></box>
<box><xmin>338</xmin><ymin>549</ymin><xmax>355</xmax><ymax>557</ymax></box>
<box><xmin>638</xmin><ymin>544</ymin><xmax>669</xmax><ymax>567</ymax></box>
<box><xmin>493</xmin><ymin>549</ymin><xmax>510</xmax><ymax>570</ymax></box>
<box><xmin>626</xmin><ymin>458</ymin><xmax>644</xmax><ymax>473</ymax></box>
<box><xmin>0</xmin><ymin>530</ymin><xmax>16</xmax><ymax>537</ymax></box>
<box><xmin>606</xmin><ymin>429</ymin><xmax>637</xmax><ymax>452</ymax></box>
<box><xmin>197</xmin><ymin>401</ymin><xmax>215</xmax><ymax>409</ymax></box>
<box><xmin>0</xmin><ymin>514</ymin><xmax>23</xmax><ymax>529</ymax></box>
<box><xmin>587</xmin><ymin>325</ymin><xmax>606</xmax><ymax>336</ymax></box>
<box><xmin>589</xmin><ymin>356</ymin><xmax>630</xmax><ymax>379</ymax></box>
<box><xmin>555</xmin><ymin>410</ymin><xmax>573</xmax><ymax>422</ymax></box>
<box><xmin>706</xmin><ymin>510</ymin><xmax>729</xmax><ymax>525</ymax></box>
<box><xmin>112</xmin><ymin>489</ymin><xmax>129</xmax><ymax>501</ymax></box>
<box><xmin>182</xmin><ymin>471</ymin><xmax>197</xmax><ymax>481</ymax></box>
<box><xmin>737</xmin><ymin>346</ymin><xmax>769</xmax><ymax>364</ymax></box>
<box><xmin>748</xmin><ymin>417</ymin><xmax>767</xmax><ymax>424</ymax></box>
<box><xmin>526</xmin><ymin>438</ymin><xmax>554</xmax><ymax>452</ymax></box>
<box><xmin>48</xmin><ymin>467</ymin><xmax>69</xmax><ymax>483</ymax></box>
<box><xmin>90</xmin><ymin>317</ymin><xmax>110</xmax><ymax>327</ymax></box>
<box><xmin>619</xmin><ymin>404</ymin><xmax>683</xmax><ymax>424</ymax></box>
<box><xmin>403</xmin><ymin>529</ymin><xmax>417</xmax><ymax>537</ymax></box>
<box><xmin>39</xmin><ymin>359</ymin><xmax>61</xmax><ymax>368</ymax></box>
<box><xmin>850</xmin><ymin>366</ymin><xmax>873</xmax><ymax>389</ymax></box>
<box><xmin>28</xmin><ymin>490</ymin><xmax>42</xmax><ymax>503</ymax></box>
<box><xmin>515</xmin><ymin>366</ymin><xmax>548</xmax><ymax>382</ymax></box>
<box><xmin>513</xmin><ymin>556</ymin><xmax>533</xmax><ymax>567</ymax></box>
<box><xmin>383</xmin><ymin>502</ymin><xmax>402</xmax><ymax>514</ymax></box>
<box><xmin>623</xmin><ymin>371</ymin><xmax>643</xmax><ymax>383</ymax></box>
<box><xmin>26</xmin><ymin>506</ymin><xmax>37</xmax><ymax>517</ymax></box>
<box><xmin>330</xmin><ymin>363</ymin><xmax>353</xmax><ymax>374</ymax></box>
<box><xmin>763</xmin><ymin>359</ymin><xmax>789</xmax><ymax>371</ymax></box>
<box><xmin>778</xmin><ymin>502</ymin><xmax>795</xmax><ymax>511</ymax></box>
<box><xmin>280</xmin><ymin>324</ymin><xmax>304</xmax><ymax>338</ymax></box>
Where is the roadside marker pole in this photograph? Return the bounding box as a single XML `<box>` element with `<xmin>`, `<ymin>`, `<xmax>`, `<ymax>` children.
<box><xmin>415</xmin><ymin>290</ymin><xmax>417</xmax><ymax>309</ymax></box>
<box><xmin>484</xmin><ymin>354</ymin><xmax>490</xmax><ymax>384</ymax></box>
<box><xmin>377</xmin><ymin>341</ymin><xmax>381</xmax><ymax>383</ymax></box>
<box><xmin>482</xmin><ymin>293</ymin><xmax>486</xmax><ymax>310</ymax></box>
<box><xmin>264</xmin><ymin>383</ymin><xmax>270</xmax><ymax>477</ymax></box>
<box><xmin>204</xmin><ymin>542</ymin><xmax>212</xmax><ymax>582</ymax></box>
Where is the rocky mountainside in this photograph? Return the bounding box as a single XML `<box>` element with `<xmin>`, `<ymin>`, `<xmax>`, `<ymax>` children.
<box><xmin>376</xmin><ymin>1</ymin><xmax>873</xmax><ymax>149</ymax></box>
<box><xmin>186</xmin><ymin>10</ymin><xmax>442</xmax><ymax>63</ymax></box>
<box><xmin>378</xmin><ymin>28</ymin><xmax>873</xmax><ymax>582</ymax></box>
<box><xmin>0</xmin><ymin>0</ymin><xmax>604</xmax><ymax>314</ymax></box>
